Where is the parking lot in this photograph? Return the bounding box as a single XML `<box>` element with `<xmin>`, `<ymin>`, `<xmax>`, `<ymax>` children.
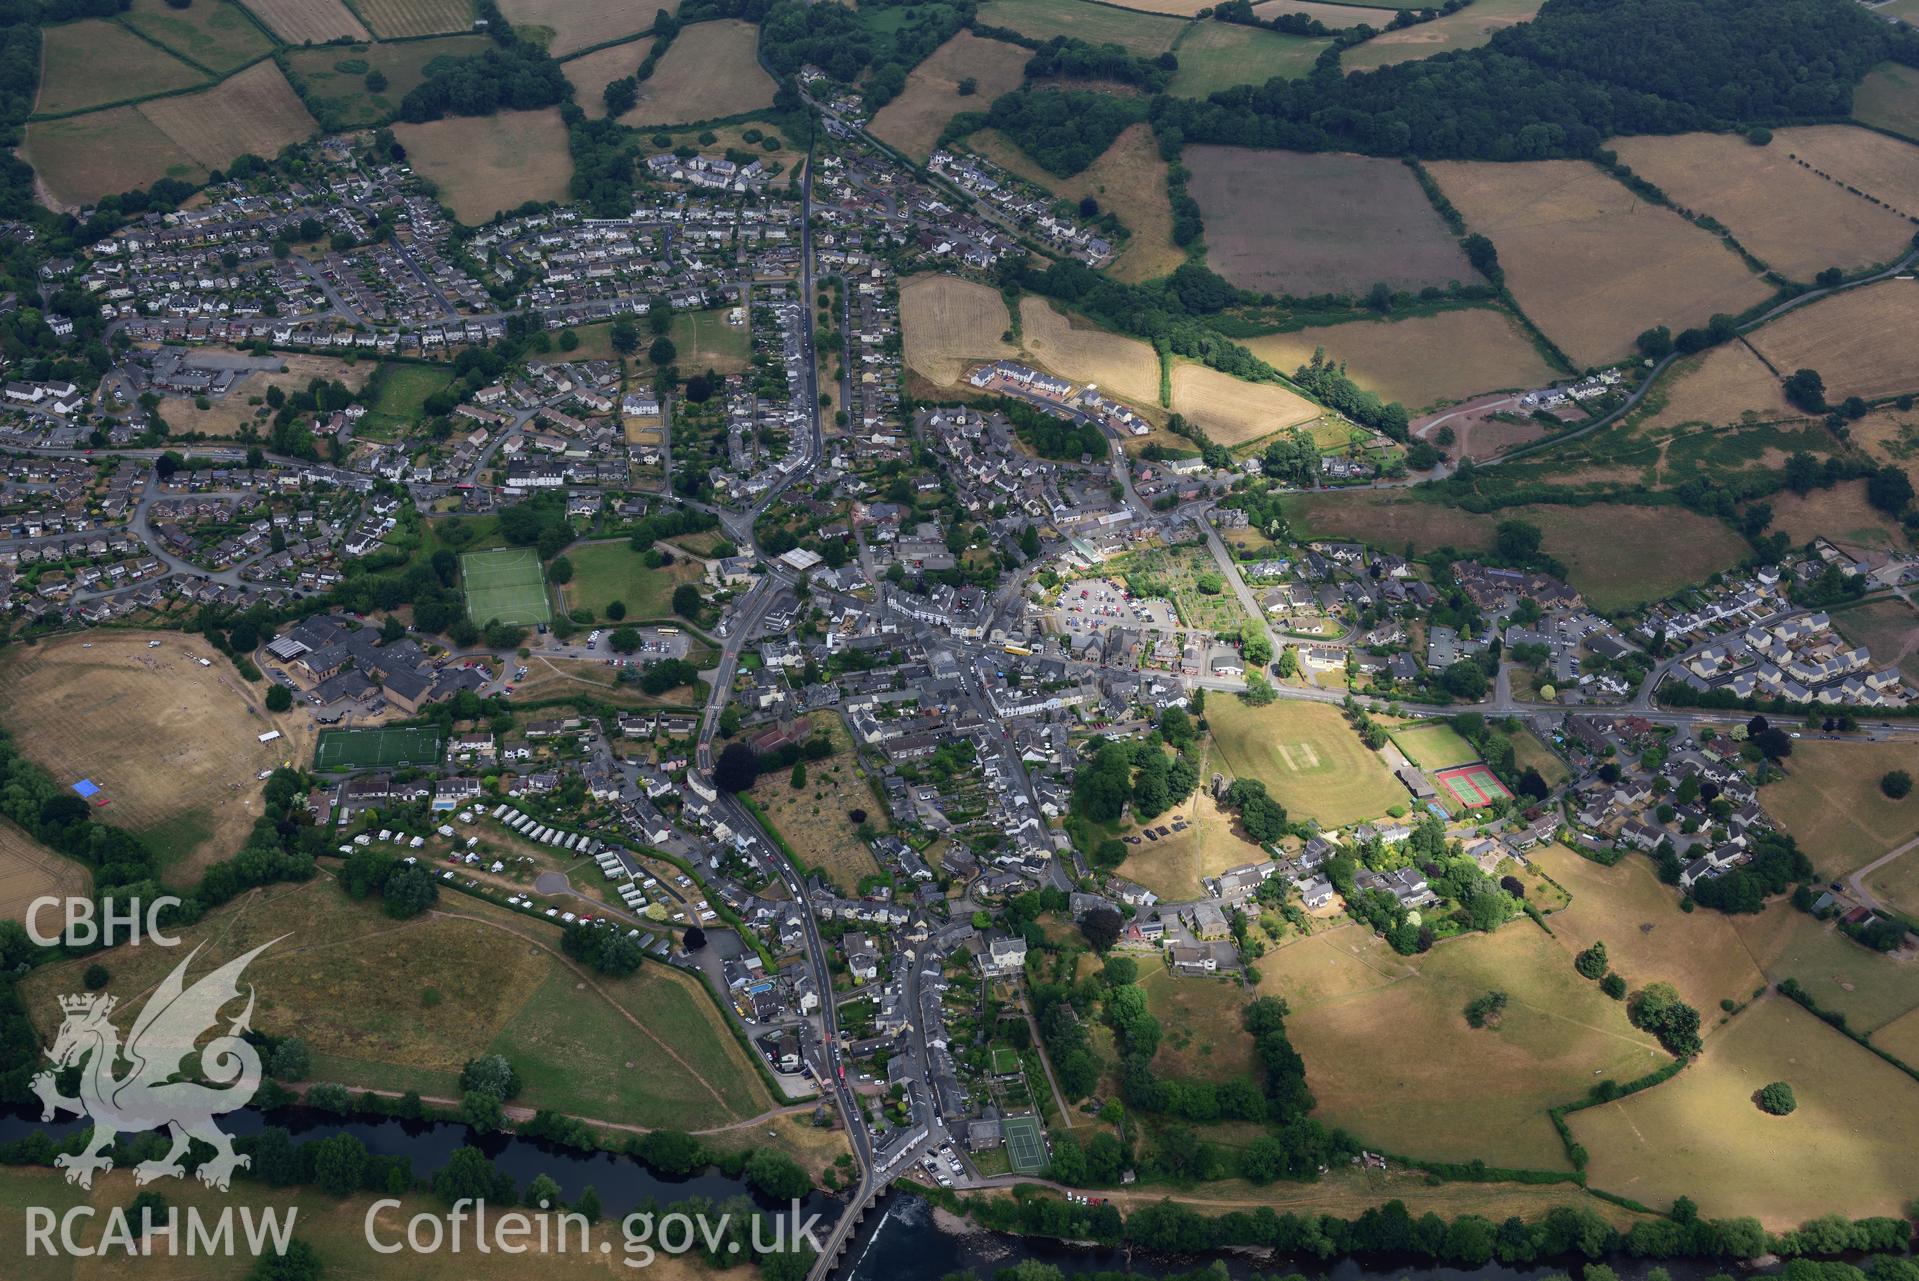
<box><xmin>1051</xmin><ymin>577</ymin><xmax>1180</xmax><ymax>635</ymax></box>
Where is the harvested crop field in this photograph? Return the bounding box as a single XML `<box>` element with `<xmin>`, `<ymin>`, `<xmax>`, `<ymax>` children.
<box><xmin>1774</xmin><ymin>124</ymin><xmax>1919</xmax><ymax>223</ymax></box>
<box><xmin>22</xmin><ymin>108</ymin><xmax>204</xmax><ymax>208</ymax></box>
<box><xmin>1746</xmin><ymin>280</ymin><xmax>1919</xmax><ymax>402</ymax></box>
<box><xmin>560</xmin><ymin>38</ymin><xmax>655</xmax><ymax>118</ymax></box>
<box><xmin>125</xmin><ymin>0</ymin><xmax>277</xmax><ymax>74</ymax></box>
<box><xmin>901</xmin><ymin>274</ymin><xmax>1017</xmax><ymax>386</ymax></box>
<box><xmin>1529</xmin><ymin>844</ymin><xmax>1766</xmax><ymax>1020</ymax></box>
<box><xmin>34</xmin><ymin>20</ymin><xmax>206</xmax><ymax>115</ymax></box>
<box><xmin>356</xmin><ymin>0</ymin><xmax>475</xmax><ymax>38</ymax></box>
<box><xmin>1187</xmin><ymin>147</ymin><xmax>1471</xmax><ymax>295</ymax></box>
<box><xmin>1019</xmin><ymin>296</ymin><xmax>1163</xmax><ymax>405</ymax></box>
<box><xmin>240</xmin><ymin>0</ymin><xmax>370</xmax><ymax>43</ymax></box>
<box><xmin>1339</xmin><ymin>0</ymin><xmax>1542</xmax><ymax>71</ymax></box>
<box><xmin>1169</xmin><ymin>362</ymin><xmax>1318</xmax><ymax>445</ymax></box>
<box><xmin>497</xmin><ymin>0</ymin><xmax>655</xmax><ymax>54</ymax></box>
<box><xmin>1242</xmin><ymin>308</ymin><xmax>1557</xmax><ymax>411</ymax></box>
<box><xmin>0</xmin><ymin>821</ymin><xmax>90</xmax><ymax>927</ymax></box>
<box><xmin>1608</xmin><ymin>132</ymin><xmax>1915</xmax><ymax>280</ymax></box>
<box><xmin>1852</xmin><ymin>61</ymin><xmax>1919</xmax><ymax>139</ymax></box>
<box><xmin>1280</xmin><ymin>491</ymin><xmax>1747</xmax><ymax>611</ymax></box>
<box><xmin>1253</xmin><ymin>0</ymin><xmax>1399</xmax><ymax>25</ymax></box>
<box><xmin>1167</xmin><ymin>22</ymin><xmax>1327</xmax><ymax>97</ymax></box>
<box><xmin>976</xmin><ymin>0</ymin><xmax>1185</xmax><ymax>53</ymax></box>
<box><xmin>137</xmin><ymin>62</ymin><xmax>317</xmax><ymax>171</ymax></box>
<box><xmin>1572</xmin><ymin>999</ymin><xmax>1919</xmax><ymax>1225</ymax></box>
<box><xmin>870</xmin><ymin>33</ymin><xmax>1030</xmax><ymax>160</ymax></box>
<box><xmin>628</xmin><ymin>21</ymin><xmax>774</xmax><ymax>123</ymax></box>
<box><xmin>1638</xmin><ymin>342</ymin><xmax>1798</xmax><ymax>431</ymax></box>
<box><xmin>393</xmin><ymin>107</ymin><xmax>574</xmax><ymax>223</ymax></box>
<box><xmin>1288</xmin><ymin>923</ymin><xmax>1663</xmax><ymax>1170</ymax></box>
<box><xmin>1205</xmin><ymin>697</ymin><xmax>1403</xmax><ymax>829</ymax></box>
<box><xmin>968</xmin><ymin>123</ymin><xmax>1183</xmax><ymax>281</ymax></box>
<box><xmin>0</xmin><ymin>632</ymin><xmax>314</xmax><ymax>887</ymax></box>
<box><xmin>1430</xmin><ymin>159</ymin><xmax>1772</xmax><ymax>367</ymax></box>
<box><xmin>285</xmin><ymin>35</ymin><xmax>493</xmax><ymax>128</ymax></box>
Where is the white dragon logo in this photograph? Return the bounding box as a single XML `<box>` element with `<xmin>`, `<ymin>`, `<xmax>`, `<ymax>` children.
<box><xmin>31</xmin><ymin>939</ymin><xmax>282</xmax><ymax>1191</ymax></box>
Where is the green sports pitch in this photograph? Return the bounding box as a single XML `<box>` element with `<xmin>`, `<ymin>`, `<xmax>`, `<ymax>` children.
<box><xmin>461</xmin><ymin>546</ymin><xmax>552</xmax><ymax>627</ymax></box>
<box><xmin>315</xmin><ymin>726</ymin><xmax>446</xmax><ymax>770</ymax></box>
<box><xmin>990</xmin><ymin>1047</ymin><xmax>1022</xmax><ymax>1075</ymax></box>
<box><xmin>1002</xmin><ymin>1114</ymin><xmax>1048</xmax><ymax>1174</ymax></box>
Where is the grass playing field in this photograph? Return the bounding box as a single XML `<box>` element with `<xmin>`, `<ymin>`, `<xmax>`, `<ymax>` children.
<box><xmin>1388</xmin><ymin>720</ymin><xmax>1480</xmax><ymax>771</ymax></box>
<box><xmin>668</xmin><ymin>307</ymin><xmax>753</xmax><ymax>375</ymax></box>
<box><xmin>314</xmin><ymin>724</ymin><xmax>446</xmax><ymax>770</ymax></box>
<box><xmin>1205</xmin><ymin>697</ymin><xmax>1406</xmax><ymax>829</ymax></box>
<box><xmin>462</xmin><ymin>545</ymin><xmax>553</xmax><ymax>627</ymax></box>
<box><xmin>1003</xmin><ymin>1113</ymin><xmax>1049</xmax><ymax>1173</ymax></box>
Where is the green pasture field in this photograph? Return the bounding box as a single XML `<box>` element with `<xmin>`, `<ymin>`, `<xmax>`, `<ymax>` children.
<box><xmin>976</xmin><ymin>0</ymin><xmax>1185</xmax><ymax>53</ymax></box>
<box><xmin>315</xmin><ymin>724</ymin><xmax>446</xmax><ymax>769</ymax></box>
<box><xmin>462</xmin><ymin>545</ymin><xmax>553</xmax><ymax>626</ymax></box>
<box><xmin>1206</xmin><ymin>696</ymin><xmax>1405</xmax><ymax>829</ymax></box>
<box><xmin>562</xmin><ymin>540</ymin><xmax>704</xmax><ymax>621</ymax></box>
<box><xmin>35</xmin><ymin>19</ymin><xmax>208</xmax><ymax>115</ymax></box>
<box><xmin>124</xmin><ymin>0</ymin><xmax>276</xmax><ymax>73</ymax></box>
<box><xmin>1388</xmin><ymin>720</ymin><xmax>1480</xmax><ymax>771</ymax></box>
<box><xmin>1167</xmin><ymin>21</ymin><xmax>1327</xmax><ymax>97</ymax></box>
<box><xmin>284</xmin><ymin>36</ymin><xmax>491</xmax><ymax>127</ymax></box>
<box><xmin>1854</xmin><ymin>60</ymin><xmax>1919</xmax><ymax>139</ymax></box>
<box><xmin>358</xmin><ymin>362</ymin><xmax>455</xmax><ymax>437</ymax></box>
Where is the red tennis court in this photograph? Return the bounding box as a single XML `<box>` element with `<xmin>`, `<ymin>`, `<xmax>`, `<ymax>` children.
<box><xmin>1433</xmin><ymin>762</ymin><xmax>1512</xmax><ymax>809</ymax></box>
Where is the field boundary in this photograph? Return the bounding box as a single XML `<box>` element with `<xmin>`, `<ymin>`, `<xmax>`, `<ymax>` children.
<box><xmin>29</xmin><ymin>48</ymin><xmax>279</xmax><ymax>122</ymax></box>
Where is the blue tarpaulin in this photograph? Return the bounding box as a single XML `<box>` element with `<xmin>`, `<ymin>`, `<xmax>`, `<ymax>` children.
<box><xmin>71</xmin><ymin>779</ymin><xmax>99</xmax><ymax>799</ymax></box>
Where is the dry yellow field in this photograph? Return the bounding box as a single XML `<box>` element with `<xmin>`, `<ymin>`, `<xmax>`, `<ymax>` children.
<box><xmin>1431</xmin><ymin>159</ymin><xmax>1774</xmax><ymax>367</ymax></box>
<box><xmin>972</xmin><ymin>123</ymin><xmax>1184</xmax><ymax>282</ymax></box>
<box><xmin>22</xmin><ymin>108</ymin><xmax>205</xmax><ymax>209</ymax></box>
<box><xmin>1113</xmin><ymin>739</ymin><xmax>1268</xmax><ymax>898</ymax></box>
<box><xmin>1746</xmin><ymin>280</ymin><xmax>1919</xmax><ymax>402</ymax></box>
<box><xmin>1283</xmin><ymin>922</ymin><xmax>1664</xmax><ymax>1169</ymax></box>
<box><xmin>1242</xmin><ymin>308</ymin><xmax>1558</xmax><ymax>411</ymax></box>
<box><xmin>137</xmin><ymin>62</ymin><xmax>318</xmax><ymax>172</ymax></box>
<box><xmin>1608</xmin><ymin>132</ymin><xmax>1915</xmax><ymax>280</ymax></box>
<box><xmin>870</xmin><ymin>32</ymin><xmax>1030</xmax><ymax>160</ymax></box>
<box><xmin>240</xmin><ymin>0</ymin><xmax>370</xmax><ymax>42</ymax></box>
<box><xmin>1020</xmin><ymin>296</ymin><xmax>1162</xmax><ymax>405</ymax></box>
<box><xmin>1169</xmin><ymin>362</ymin><xmax>1319</xmax><ymax>445</ymax></box>
<box><xmin>1572</xmin><ymin>998</ymin><xmax>1919</xmax><ymax>1225</ymax></box>
<box><xmin>627</xmin><ymin>20</ymin><xmax>774</xmax><ymax>124</ymax></box>
<box><xmin>1762</xmin><ymin>735</ymin><xmax>1919</xmax><ymax>878</ymax></box>
<box><xmin>1639</xmin><ymin>341</ymin><xmax>1798</xmax><ymax>431</ymax></box>
<box><xmin>0</xmin><ymin>820</ymin><xmax>90</xmax><ymax>926</ymax></box>
<box><xmin>900</xmin><ymin>273</ymin><xmax>1017</xmax><ymax>386</ymax></box>
<box><xmin>497</xmin><ymin>0</ymin><xmax>660</xmax><ymax>54</ymax></box>
<box><xmin>1339</xmin><ymin>0</ymin><xmax>1542</xmax><ymax>70</ymax></box>
<box><xmin>747</xmin><ymin>713</ymin><xmax>883</xmax><ymax>893</ymax></box>
<box><xmin>1529</xmin><ymin>843</ymin><xmax>1767</xmax><ymax>1020</ymax></box>
<box><xmin>1763</xmin><ymin>478</ymin><xmax>1907</xmax><ymax>548</ymax></box>
<box><xmin>1775</xmin><ymin>124</ymin><xmax>1919</xmax><ymax>222</ymax></box>
<box><xmin>0</xmin><ymin>632</ymin><xmax>315</xmax><ymax>887</ymax></box>
<box><xmin>560</xmin><ymin>37</ymin><xmax>656</xmax><ymax>118</ymax></box>
<box><xmin>1873</xmin><ymin>1003</ymin><xmax>1919</xmax><ymax>1066</ymax></box>
<box><xmin>1848</xmin><ymin>405</ymin><xmax>1919</xmax><ymax>493</ymax></box>
<box><xmin>394</xmin><ymin>106</ymin><xmax>574</xmax><ymax>224</ymax></box>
